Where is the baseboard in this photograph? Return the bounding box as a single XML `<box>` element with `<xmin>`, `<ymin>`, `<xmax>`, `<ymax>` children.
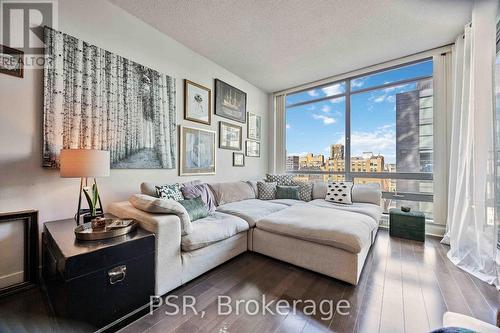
<box><xmin>0</xmin><ymin>271</ymin><xmax>24</xmax><ymax>289</ymax></box>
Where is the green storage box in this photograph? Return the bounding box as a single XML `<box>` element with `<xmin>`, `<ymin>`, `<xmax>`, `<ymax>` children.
<box><xmin>389</xmin><ymin>208</ymin><xmax>425</xmax><ymax>242</ymax></box>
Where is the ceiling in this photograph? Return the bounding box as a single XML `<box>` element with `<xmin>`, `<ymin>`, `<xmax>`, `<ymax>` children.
<box><xmin>109</xmin><ymin>0</ymin><xmax>472</xmax><ymax>93</ymax></box>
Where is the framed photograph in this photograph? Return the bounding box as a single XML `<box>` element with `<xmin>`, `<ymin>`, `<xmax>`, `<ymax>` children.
<box><xmin>0</xmin><ymin>45</ymin><xmax>24</xmax><ymax>78</ymax></box>
<box><xmin>245</xmin><ymin>140</ymin><xmax>260</xmax><ymax>157</ymax></box>
<box><xmin>247</xmin><ymin>112</ymin><xmax>261</xmax><ymax>141</ymax></box>
<box><xmin>233</xmin><ymin>153</ymin><xmax>245</xmax><ymax>167</ymax></box>
<box><xmin>184</xmin><ymin>79</ymin><xmax>211</xmax><ymax>125</ymax></box>
<box><xmin>214</xmin><ymin>79</ymin><xmax>246</xmax><ymax>123</ymax></box>
<box><xmin>219</xmin><ymin>121</ymin><xmax>242</xmax><ymax>150</ymax></box>
<box><xmin>180</xmin><ymin>126</ymin><xmax>216</xmax><ymax>175</ymax></box>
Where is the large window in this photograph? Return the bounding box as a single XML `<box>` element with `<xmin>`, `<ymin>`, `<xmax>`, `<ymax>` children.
<box><xmin>285</xmin><ymin>59</ymin><xmax>434</xmax><ymax>218</ymax></box>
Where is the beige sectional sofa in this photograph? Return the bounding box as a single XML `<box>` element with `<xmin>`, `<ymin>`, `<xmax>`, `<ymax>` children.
<box><xmin>108</xmin><ymin>180</ymin><xmax>382</xmax><ymax>296</ymax></box>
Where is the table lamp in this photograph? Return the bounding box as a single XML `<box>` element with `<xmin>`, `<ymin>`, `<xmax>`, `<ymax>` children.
<box><xmin>60</xmin><ymin>149</ymin><xmax>110</xmax><ymax>225</ymax></box>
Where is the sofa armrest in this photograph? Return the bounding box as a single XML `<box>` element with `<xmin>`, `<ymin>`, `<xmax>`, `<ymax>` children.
<box><xmin>108</xmin><ymin>201</ymin><xmax>183</xmax><ymax>295</ymax></box>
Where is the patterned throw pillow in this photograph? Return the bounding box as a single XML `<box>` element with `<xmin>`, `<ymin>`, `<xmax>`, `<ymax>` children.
<box><xmin>257</xmin><ymin>181</ymin><xmax>277</xmax><ymax>200</ymax></box>
<box><xmin>291</xmin><ymin>180</ymin><xmax>313</xmax><ymax>202</ymax></box>
<box><xmin>266</xmin><ymin>174</ymin><xmax>293</xmax><ymax>186</ymax></box>
<box><xmin>155</xmin><ymin>183</ymin><xmax>184</xmax><ymax>201</ymax></box>
<box><xmin>276</xmin><ymin>185</ymin><xmax>300</xmax><ymax>200</ymax></box>
<box><xmin>325</xmin><ymin>182</ymin><xmax>353</xmax><ymax>205</ymax></box>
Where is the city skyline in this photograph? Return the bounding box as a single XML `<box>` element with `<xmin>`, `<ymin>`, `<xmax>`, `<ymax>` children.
<box><xmin>285</xmin><ymin>60</ymin><xmax>433</xmax><ymax>165</ymax></box>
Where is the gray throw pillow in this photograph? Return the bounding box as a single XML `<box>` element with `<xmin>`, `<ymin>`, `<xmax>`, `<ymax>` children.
<box><xmin>155</xmin><ymin>183</ymin><xmax>184</xmax><ymax>201</ymax></box>
<box><xmin>257</xmin><ymin>181</ymin><xmax>277</xmax><ymax>200</ymax></box>
<box><xmin>291</xmin><ymin>180</ymin><xmax>313</xmax><ymax>202</ymax></box>
<box><xmin>178</xmin><ymin>196</ymin><xmax>209</xmax><ymax>222</ymax></box>
<box><xmin>181</xmin><ymin>183</ymin><xmax>216</xmax><ymax>212</ymax></box>
<box><xmin>276</xmin><ymin>185</ymin><xmax>300</xmax><ymax>200</ymax></box>
<box><xmin>325</xmin><ymin>182</ymin><xmax>353</xmax><ymax>205</ymax></box>
<box><xmin>266</xmin><ymin>174</ymin><xmax>294</xmax><ymax>186</ymax></box>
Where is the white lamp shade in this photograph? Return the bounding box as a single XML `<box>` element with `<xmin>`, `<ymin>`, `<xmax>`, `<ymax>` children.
<box><xmin>60</xmin><ymin>149</ymin><xmax>110</xmax><ymax>178</ymax></box>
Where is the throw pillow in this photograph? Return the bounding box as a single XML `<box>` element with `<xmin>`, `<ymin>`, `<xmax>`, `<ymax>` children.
<box><xmin>155</xmin><ymin>183</ymin><xmax>184</xmax><ymax>201</ymax></box>
<box><xmin>291</xmin><ymin>180</ymin><xmax>313</xmax><ymax>202</ymax></box>
<box><xmin>266</xmin><ymin>174</ymin><xmax>294</xmax><ymax>186</ymax></box>
<box><xmin>325</xmin><ymin>182</ymin><xmax>353</xmax><ymax>205</ymax></box>
<box><xmin>181</xmin><ymin>183</ymin><xmax>216</xmax><ymax>212</ymax></box>
<box><xmin>128</xmin><ymin>194</ymin><xmax>193</xmax><ymax>235</ymax></box>
<box><xmin>178</xmin><ymin>196</ymin><xmax>209</xmax><ymax>222</ymax></box>
<box><xmin>276</xmin><ymin>185</ymin><xmax>300</xmax><ymax>200</ymax></box>
<box><xmin>257</xmin><ymin>181</ymin><xmax>277</xmax><ymax>200</ymax></box>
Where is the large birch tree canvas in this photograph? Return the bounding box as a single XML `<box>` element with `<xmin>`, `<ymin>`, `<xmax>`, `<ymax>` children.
<box><xmin>43</xmin><ymin>27</ymin><xmax>176</xmax><ymax>169</ymax></box>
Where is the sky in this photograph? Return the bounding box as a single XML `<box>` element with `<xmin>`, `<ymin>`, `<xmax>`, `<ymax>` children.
<box><xmin>285</xmin><ymin>60</ymin><xmax>433</xmax><ymax>164</ymax></box>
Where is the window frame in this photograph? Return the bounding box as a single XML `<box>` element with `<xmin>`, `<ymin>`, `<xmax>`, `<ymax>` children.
<box><xmin>284</xmin><ymin>58</ymin><xmax>434</xmax><ymax>211</ymax></box>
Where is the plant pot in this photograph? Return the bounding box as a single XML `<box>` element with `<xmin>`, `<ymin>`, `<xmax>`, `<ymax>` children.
<box><xmin>82</xmin><ymin>213</ymin><xmax>104</xmax><ymax>224</ymax></box>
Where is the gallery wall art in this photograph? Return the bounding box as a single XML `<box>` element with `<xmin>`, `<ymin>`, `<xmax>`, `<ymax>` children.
<box><xmin>214</xmin><ymin>79</ymin><xmax>246</xmax><ymax>123</ymax></box>
<box><xmin>247</xmin><ymin>112</ymin><xmax>261</xmax><ymax>141</ymax></box>
<box><xmin>184</xmin><ymin>79</ymin><xmax>211</xmax><ymax>125</ymax></box>
<box><xmin>180</xmin><ymin>126</ymin><xmax>216</xmax><ymax>176</ymax></box>
<box><xmin>42</xmin><ymin>27</ymin><xmax>176</xmax><ymax>169</ymax></box>
<box><xmin>0</xmin><ymin>45</ymin><xmax>24</xmax><ymax>78</ymax></box>
<box><xmin>219</xmin><ymin>121</ymin><xmax>242</xmax><ymax>150</ymax></box>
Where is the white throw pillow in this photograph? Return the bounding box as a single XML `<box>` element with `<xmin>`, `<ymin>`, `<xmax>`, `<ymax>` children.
<box><xmin>325</xmin><ymin>182</ymin><xmax>353</xmax><ymax>205</ymax></box>
<box><xmin>129</xmin><ymin>194</ymin><xmax>193</xmax><ymax>235</ymax></box>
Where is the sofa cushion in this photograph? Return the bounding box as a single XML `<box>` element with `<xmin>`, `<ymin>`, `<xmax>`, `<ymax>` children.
<box><xmin>256</xmin><ymin>203</ymin><xmax>378</xmax><ymax>253</ymax></box>
<box><xmin>129</xmin><ymin>194</ymin><xmax>193</xmax><ymax>235</ymax></box>
<box><xmin>268</xmin><ymin>199</ymin><xmax>303</xmax><ymax>206</ymax></box>
<box><xmin>181</xmin><ymin>212</ymin><xmax>249</xmax><ymax>251</ymax></box>
<box><xmin>181</xmin><ymin>183</ymin><xmax>216</xmax><ymax>212</ymax></box>
<box><xmin>308</xmin><ymin>199</ymin><xmax>382</xmax><ymax>223</ymax></box>
<box><xmin>313</xmin><ymin>182</ymin><xmax>381</xmax><ymax>205</ymax></box>
<box><xmin>208</xmin><ymin>181</ymin><xmax>255</xmax><ymax>206</ymax></box>
<box><xmin>352</xmin><ymin>183</ymin><xmax>382</xmax><ymax>205</ymax></box>
<box><xmin>216</xmin><ymin>199</ymin><xmax>288</xmax><ymax>227</ymax></box>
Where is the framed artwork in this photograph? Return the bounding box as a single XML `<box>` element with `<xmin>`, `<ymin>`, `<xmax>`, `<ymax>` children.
<box><xmin>247</xmin><ymin>112</ymin><xmax>261</xmax><ymax>141</ymax></box>
<box><xmin>219</xmin><ymin>121</ymin><xmax>242</xmax><ymax>150</ymax></box>
<box><xmin>180</xmin><ymin>126</ymin><xmax>216</xmax><ymax>176</ymax></box>
<box><xmin>184</xmin><ymin>79</ymin><xmax>211</xmax><ymax>125</ymax></box>
<box><xmin>0</xmin><ymin>45</ymin><xmax>24</xmax><ymax>78</ymax></box>
<box><xmin>245</xmin><ymin>140</ymin><xmax>260</xmax><ymax>157</ymax></box>
<box><xmin>233</xmin><ymin>153</ymin><xmax>245</xmax><ymax>167</ymax></box>
<box><xmin>0</xmin><ymin>210</ymin><xmax>38</xmax><ymax>297</ymax></box>
<box><xmin>43</xmin><ymin>27</ymin><xmax>176</xmax><ymax>169</ymax></box>
<box><xmin>214</xmin><ymin>79</ymin><xmax>246</xmax><ymax>123</ymax></box>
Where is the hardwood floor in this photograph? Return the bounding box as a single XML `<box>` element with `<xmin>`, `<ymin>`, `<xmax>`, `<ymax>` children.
<box><xmin>0</xmin><ymin>230</ymin><xmax>497</xmax><ymax>333</ymax></box>
<box><xmin>121</xmin><ymin>230</ymin><xmax>499</xmax><ymax>333</ymax></box>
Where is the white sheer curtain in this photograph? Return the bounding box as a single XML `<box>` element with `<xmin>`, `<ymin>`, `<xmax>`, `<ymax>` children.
<box><xmin>443</xmin><ymin>0</ymin><xmax>499</xmax><ymax>287</ymax></box>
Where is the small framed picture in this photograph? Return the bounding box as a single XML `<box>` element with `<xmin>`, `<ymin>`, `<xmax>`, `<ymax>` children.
<box><xmin>179</xmin><ymin>126</ymin><xmax>216</xmax><ymax>176</ymax></box>
<box><xmin>233</xmin><ymin>152</ymin><xmax>245</xmax><ymax>167</ymax></box>
<box><xmin>219</xmin><ymin>121</ymin><xmax>242</xmax><ymax>150</ymax></box>
<box><xmin>247</xmin><ymin>112</ymin><xmax>261</xmax><ymax>141</ymax></box>
<box><xmin>184</xmin><ymin>79</ymin><xmax>211</xmax><ymax>125</ymax></box>
<box><xmin>245</xmin><ymin>140</ymin><xmax>260</xmax><ymax>157</ymax></box>
<box><xmin>0</xmin><ymin>45</ymin><xmax>24</xmax><ymax>78</ymax></box>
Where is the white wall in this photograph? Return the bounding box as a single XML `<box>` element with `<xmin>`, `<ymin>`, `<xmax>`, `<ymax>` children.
<box><xmin>0</xmin><ymin>0</ymin><xmax>269</xmax><ymax>229</ymax></box>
